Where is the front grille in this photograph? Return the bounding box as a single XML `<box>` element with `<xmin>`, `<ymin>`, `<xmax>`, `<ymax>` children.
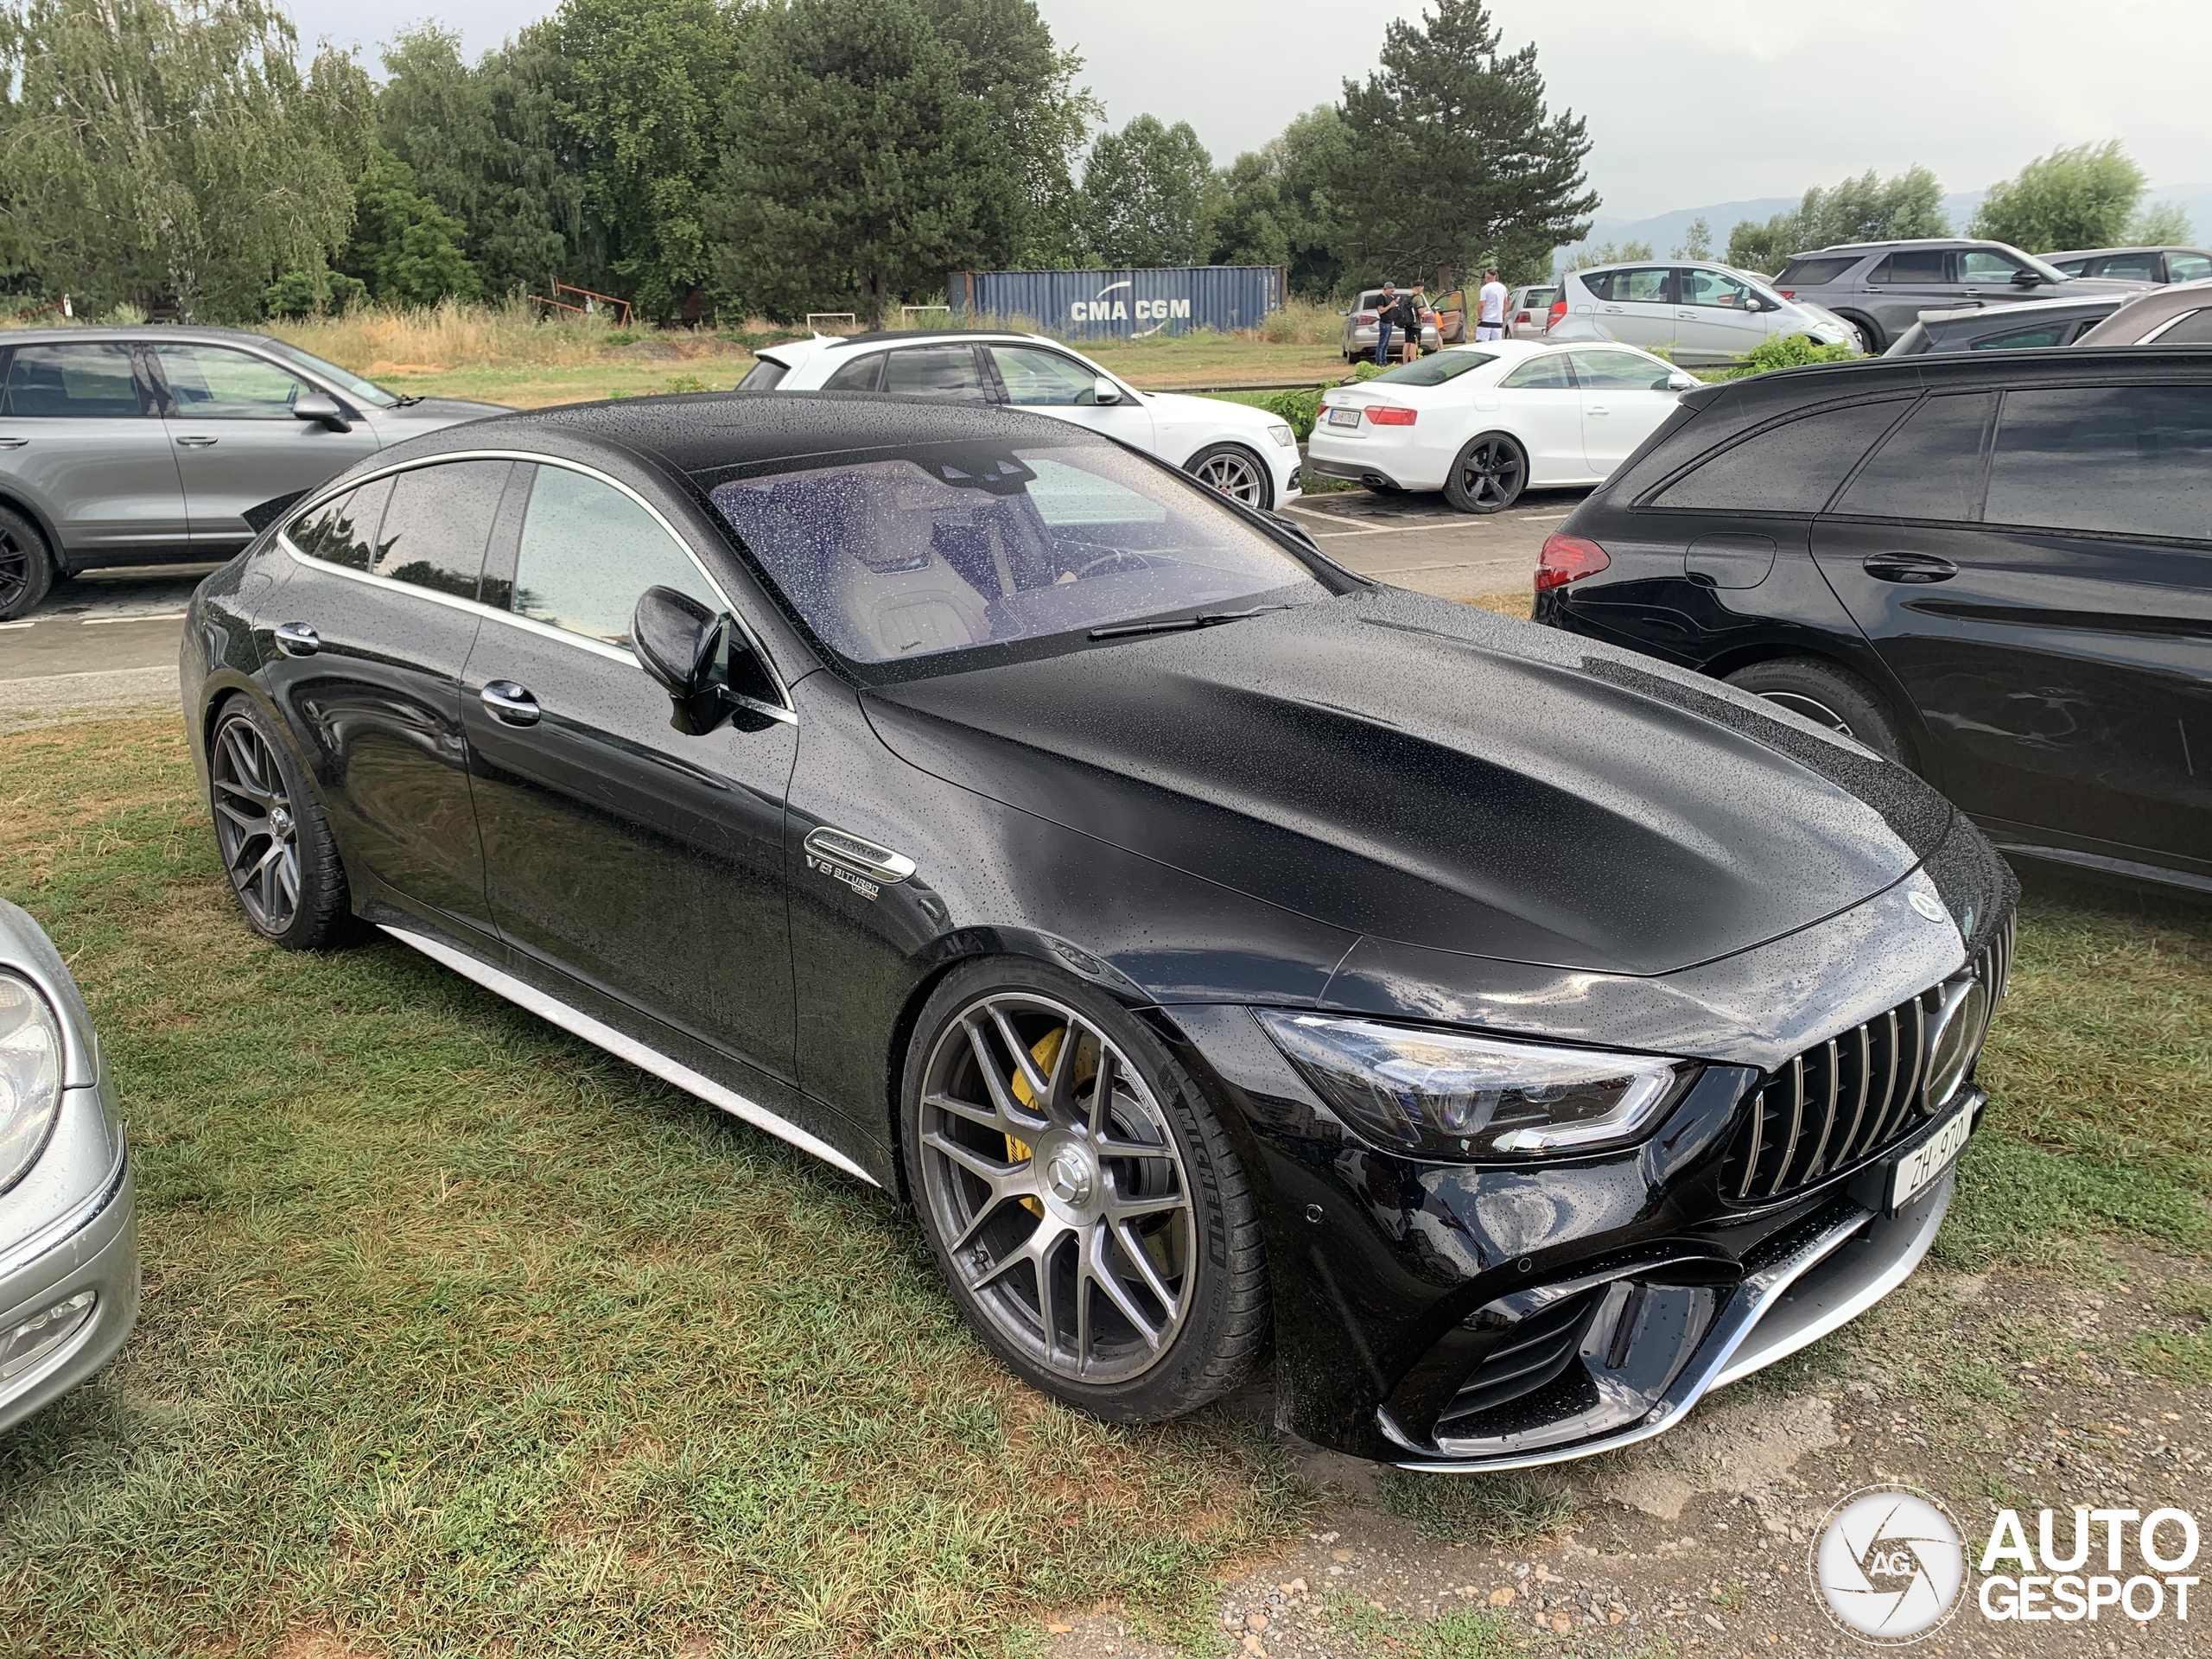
<box><xmin>1721</xmin><ymin>915</ymin><xmax>2012</xmax><ymax>1204</ymax></box>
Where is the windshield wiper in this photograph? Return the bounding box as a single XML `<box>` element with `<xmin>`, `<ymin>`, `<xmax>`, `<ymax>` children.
<box><xmin>391</xmin><ymin>394</ymin><xmax>425</xmax><ymax>408</ymax></box>
<box><xmin>1087</xmin><ymin>604</ymin><xmax>1293</xmax><ymax>641</ymax></box>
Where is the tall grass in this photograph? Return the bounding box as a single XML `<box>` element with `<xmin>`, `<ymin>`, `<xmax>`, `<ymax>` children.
<box><xmin>263</xmin><ymin>297</ymin><xmax>741</xmax><ymax>376</ymax></box>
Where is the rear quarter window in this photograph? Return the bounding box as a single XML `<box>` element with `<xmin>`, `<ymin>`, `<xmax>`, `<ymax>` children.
<box><xmin>1775</xmin><ymin>256</ymin><xmax>1861</xmax><ymax>288</ymax></box>
<box><xmin>1648</xmin><ymin>399</ymin><xmax>1909</xmax><ymax>512</ymax></box>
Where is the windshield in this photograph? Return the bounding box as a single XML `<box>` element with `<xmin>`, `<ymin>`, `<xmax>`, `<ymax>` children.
<box><xmin>260</xmin><ymin>340</ymin><xmax>402</xmax><ymax>408</ymax></box>
<box><xmin>1369</xmin><ymin>351</ymin><xmax>1496</xmax><ymax>387</ymax></box>
<box><xmin>710</xmin><ymin>442</ymin><xmax>1329</xmax><ymax>668</ymax></box>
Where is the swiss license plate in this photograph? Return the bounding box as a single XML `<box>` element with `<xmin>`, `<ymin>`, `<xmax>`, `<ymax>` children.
<box><xmin>1891</xmin><ymin>1100</ymin><xmax>1975</xmax><ymax>1211</ymax></box>
<box><xmin>1326</xmin><ymin>406</ymin><xmax>1362</xmax><ymax>427</ymax></box>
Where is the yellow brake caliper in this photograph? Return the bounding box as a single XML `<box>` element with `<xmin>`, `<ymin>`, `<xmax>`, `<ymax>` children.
<box><xmin>1006</xmin><ymin>1027</ymin><xmax>1089</xmax><ymax>1217</ymax></box>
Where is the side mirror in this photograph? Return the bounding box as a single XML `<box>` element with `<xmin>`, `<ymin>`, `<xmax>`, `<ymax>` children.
<box><xmin>1090</xmin><ymin>376</ymin><xmax>1123</xmax><ymax>405</ymax></box>
<box><xmin>1663</xmin><ymin>372</ymin><xmax>1700</xmax><ymax>391</ymax></box>
<box><xmin>632</xmin><ymin>585</ymin><xmax>785</xmax><ymax>735</ymax></box>
<box><xmin>293</xmin><ymin>391</ymin><xmax>351</xmax><ymax>431</ymax></box>
<box><xmin>2012</xmin><ymin>269</ymin><xmax>2044</xmax><ymax>287</ymax></box>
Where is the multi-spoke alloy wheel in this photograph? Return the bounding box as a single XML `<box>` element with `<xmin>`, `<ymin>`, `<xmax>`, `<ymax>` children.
<box><xmin>1187</xmin><ymin>444</ymin><xmax>1271</xmax><ymax>509</ymax></box>
<box><xmin>918</xmin><ymin>991</ymin><xmax>1195</xmax><ymax>1383</ymax></box>
<box><xmin>1444</xmin><ymin>434</ymin><xmax>1527</xmax><ymax>514</ymax></box>
<box><xmin>0</xmin><ymin>506</ymin><xmax>54</xmax><ymax>622</ymax></box>
<box><xmin>212</xmin><ymin>713</ymin><xmax>302</xmax><ymax>935</ymax></box>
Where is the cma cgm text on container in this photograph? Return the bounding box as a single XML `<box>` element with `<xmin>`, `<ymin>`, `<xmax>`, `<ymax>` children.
<box><xmin>950</xmin><ymin>266</ymin><xmax>1287</xmax><ymax>340</ymax></box>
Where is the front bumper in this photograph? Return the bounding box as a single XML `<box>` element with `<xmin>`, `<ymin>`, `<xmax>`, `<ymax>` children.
<box><xmin>0</xmin><ymin>1135</ymin><xmax>138</xmax><ymax>1437</ymax></box>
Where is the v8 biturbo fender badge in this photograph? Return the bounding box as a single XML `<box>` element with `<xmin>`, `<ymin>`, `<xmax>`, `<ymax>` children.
<box><xmin>803</xmin><ymin>826</ymin><xmax>915</xmax><ymax>902</ymax></box>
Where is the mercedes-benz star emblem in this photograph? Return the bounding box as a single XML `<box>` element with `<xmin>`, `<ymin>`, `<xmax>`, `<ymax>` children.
<box><xmin>1908</xmin><ymin>892</ymin><xmax>1948</xmax><ymax>925</ymax></box>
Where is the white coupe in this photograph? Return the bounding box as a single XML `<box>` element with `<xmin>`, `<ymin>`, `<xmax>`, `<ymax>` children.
<box><xmin>740</xmin><ymin>331</ymin><xmax>1303</xmax><ymax>512</ymax></box>
<box><xmin>1305</xmin><ymin>340</ymin><xmax>1699</xmax><ymax>513</ymax></box>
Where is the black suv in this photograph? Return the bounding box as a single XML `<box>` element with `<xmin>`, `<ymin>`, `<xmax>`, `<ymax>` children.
<box><xmin>1771</xmin><ymin>238</ymin><xmax>2145</xmax><ymax>353</ymax></box>
<box><xmin>1533</xmin><ymin>347</ymin><xmax>2212</xmax><ymax>899</ymax></box>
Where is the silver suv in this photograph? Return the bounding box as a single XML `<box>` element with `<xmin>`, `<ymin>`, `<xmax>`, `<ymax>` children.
<box><xmin>1769</xmin><ymin>238</ymin><xmax>2149</xmax><ymax>353</ymax></box>
<box><xmin>0</xmin><ymin>327</ymin><xmax>507</xmax><ymax>620</ymax></box>
<box><xmin>1546</xmin><ymin>260</ymin><xmax>1855</xmax><ymax>364</ymax></box>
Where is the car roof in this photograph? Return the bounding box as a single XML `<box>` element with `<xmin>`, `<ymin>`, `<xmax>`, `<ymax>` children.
<box><xmin>1679</xmin><ymin>344</ymin><xmax>2212</xmax><ymax>416</ymax></box>
<box><xmin>436</xmin><ymin>391</ymin><xmax>1117</xmax><ymax>480</ymax></box>
<box><xmin>0</xmin><ymin>324</ymin><xmax>289</xmax><ymax>349</ymax></box>
<box><xmin>761</xmin><ymin>328</ymin><xmax>1053</xmax><ymax>363</ymax></box>
<box><xmin>2044</xmin><ymin>246</ymin><xmax>2212</xmax><ymax>261</ymax></box>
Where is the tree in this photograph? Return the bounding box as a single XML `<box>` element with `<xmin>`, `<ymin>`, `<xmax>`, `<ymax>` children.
<box><xmin>1569</xmin><ymin>239</ymin><xmax>1652</xmax><ymax>269</ymax></box>
<box><xmin>373</xmin><ymin>23</ymin><xmax>596</xmax><ymax>299</ymax></box>
<box><xmin>2129</xmin><ymin>200</ymin><xmax>2195</xmax><ymax>245</ymax></box>
<box><xmin>1213</xmin><ymin>105</ymin><xmax>1351</xmax><ymax>297</ymax></box>
<box><xmin>550</xmin><ymin>0</ymin><xmax>745</xmax><ymax>320</ymax></box>
<box><xmin>1328</xmin><ymin>0</ymin><xmax>1594</xmax><ymax>292</ymax></box>
<box><xmin>1971</xmin><ymin>141</ymin><xmax>2145</xmax><ymax>253</ymax></box>
<box><xmin>916</xmin><ymin>0</ymin><xmax>1095</xmax><ymax>266</ymax></box>
<box><xmin>344</xmin><ymin>149</ymin><xmax>482</xmax><ymax>304</ymax></box>
<box><xmin>1078</xmin><ymin>114</ymin><xmax>1218</xmax><ymax>267</ymax></box>
<box><xmin>711</xmin><ymin>0</ymin><xmax>997</xmax><ymax>326</ymax></box>
<box><xmin>1670</xmin><ymin>217</ymin><xmax>1711</xmax><ymax>260</ymax></box>
<box><xmin>1726</xmin><ymin>166</ymin><xmax>1947</xmax><ymax>272</ymax></box>
<box><xmin>0</xmin><ymin>0</ymin><xmax>372</xmax><ymax>319</ymax></box>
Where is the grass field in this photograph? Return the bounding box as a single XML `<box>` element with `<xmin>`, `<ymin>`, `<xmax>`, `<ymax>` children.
<box><xmin>1</xmin><ymin>716</ymin><xmax>2206</xmax><ymax>1656</ymax></box>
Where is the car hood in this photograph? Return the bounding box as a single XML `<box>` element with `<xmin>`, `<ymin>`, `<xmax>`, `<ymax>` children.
<box><xmin>1143</xmin><ymin>390</ymin><xmax>1280</xmax><ymax>429</ymax></box>
<box><xmin>861</xmin><ymin>588</ymin><xmax>1954</xmax><ymax>977</ymax></box>
<box><xmin>376</xmin><ymin>397</ymin><xmax>513</xmax><ymax>425</ymax></box>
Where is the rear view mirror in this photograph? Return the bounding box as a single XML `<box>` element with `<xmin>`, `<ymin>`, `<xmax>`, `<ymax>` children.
<box><xmin>292</xmin><ymin>391</ymin><xmax>351</xmax><ymax>431</ymax></box>
<box><xmin>2012</xmin><ymin>270</ymin><xmax>2044</xmax><ymax>287</ymax></box>
<box><xmin>1091</xmin><ymin>376</ymin><xmax>1123</xmax><ymax>405</ymax></box>
<box><xmin>632</xmin><ymin>585</ymin><xmax>785</xmax><ymax>735</ymax></box>
<box><xmin>1664</xmin><ymin>372</ymin><xmax>1700</xmax><ymax>391</ymax></box>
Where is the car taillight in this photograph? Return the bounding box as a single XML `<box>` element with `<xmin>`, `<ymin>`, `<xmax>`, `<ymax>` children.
<box><xmin>1356</xmin><ymin>311</ymin><xmax>1377</xmax><ymax>324</ymax></box>
<box><xmin>1546</xmin><ymin>299</ymin><xmax>1567</xmax><ymax>332</ymax></box>
<box><xmin>1777</xmin><ymin>289</ymin><xmax>1796</xmax><ymax>299</ymax></box>
<box><xmin>1535</xmin><ymin>533</ymin><xmax>1609</xmax><ymax>591</ymax></box>
<box><xmin>1365</xmin><ymin>405</ymin><xmax>1417</xmax><ymax>426</ymax></box>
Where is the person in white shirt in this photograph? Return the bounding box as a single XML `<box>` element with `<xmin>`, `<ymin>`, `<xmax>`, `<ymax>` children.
<box><xmin>1477</xmin><ymin>270</ymin><xmax>1509</xmax><ymax>341</ymax></box>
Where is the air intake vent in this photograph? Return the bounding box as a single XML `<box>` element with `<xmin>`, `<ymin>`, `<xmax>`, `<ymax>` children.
<box><xmin>1722</xmin><ymin>914</ymin><xmax>2012</xmax><ymax>1205</ymax></box>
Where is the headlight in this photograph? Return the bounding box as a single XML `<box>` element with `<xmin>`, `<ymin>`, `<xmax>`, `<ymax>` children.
<box><xmin>1267</xmin><ymin>423</ymin><xmax>1297</xmax><ymax>448</ymax></box>
<box><xmin>0</xmin><ymin>972</ymin><xmax>65</xmax><ymax>1193</ymax></box>
<box><xmin>1255</xmin><ymin>1010</ymin><xmax>1696</xmax><ymax>1160</ymax></box>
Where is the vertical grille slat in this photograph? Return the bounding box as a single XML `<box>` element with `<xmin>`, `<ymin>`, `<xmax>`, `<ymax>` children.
<box><xmin>1720</xmin><ymin>916</ymin><xmax>2008</xmax><ymax>1205</ymax></box>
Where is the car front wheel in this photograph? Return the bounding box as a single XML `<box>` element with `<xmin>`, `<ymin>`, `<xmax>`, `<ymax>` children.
<box><xmin>1443</xmin><ymin>433</ymin><xmax>1528</xmax><ymax>513</ymax></box>
<box><xmin>901</xmin><ymin>960</ymin><xmax>1268</xmax><ymax>1421</ymax></box>
<box><xmin>1185</xmin><ymin>442</ymin><xmax>1274</xmax><ymax>511</ymax></box>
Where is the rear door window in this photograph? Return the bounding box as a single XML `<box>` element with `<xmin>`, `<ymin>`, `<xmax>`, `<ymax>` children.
<box><xmin>2091</xmin><ymin>252</ymin><xmax>2160</xmax><ymax>282</ymax></box>
<box><xmin>1649</xmin><ymin>400</ymin><xmax>1908</xmax><ymax>512</ymax></box>
<box><xmin>0</xmin><ymin>342</ymin><xmax>148</xmax><ymax>416</ymax></box>
<box><xmin>1586</xmin><ymin>268</ymin><xmax>1673</xmax><ymax>304</ymax></box>
<box><xmin>1983</xmin><ymin>385</ymin><xmax>2212</xmax><ymax>541</ymax></box>
<box><xmin>1968</xmin><ymin>321</ymin><xmax>2074</xmax><ymax>351</ymax></box>
<box><xmin>823</xmin><ymin>354</ymin><xmax>884</xmax><ymax>392</ymax></box>
<box><xmin>1869</xmin><ymin>251</ymin><xmax>1950</xmax><ymax>284</ymax></box>
<box><xmin>1831</xmin><ymin>393</ymin><xmax>1998</xmax><ymax>521</ymax></box>
<box><xmin>880</xmin><ymin>346</ymin><xmax>989</xmax><ymax>401</ymax></box>
<box><xmin>372</xmin><ymin>461</ymin><xmax>512</xmax><ymax>599</ymax></box>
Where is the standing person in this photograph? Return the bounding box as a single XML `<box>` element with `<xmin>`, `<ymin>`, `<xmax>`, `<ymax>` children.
<box><xmin>1477</xmin><ymin>270</ymin><xmax>1509</xmax><ymax>341</ymax></box>
<box><xmin>1373</xmin><ymin>281</ymin><xmax>1402</xmax><ymax>366</ymax></box>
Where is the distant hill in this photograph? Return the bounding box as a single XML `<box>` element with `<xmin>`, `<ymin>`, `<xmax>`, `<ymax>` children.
<box><xmin>1554</xmin><ymin>184</ymin><xmax>2212</xmax><ymax>274</ymax></box>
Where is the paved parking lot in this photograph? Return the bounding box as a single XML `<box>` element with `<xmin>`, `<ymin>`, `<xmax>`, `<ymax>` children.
<box><xmin>0</xmin><ymin>487</ymin><xmax>1568</xmax><ymax>722</ymax></box>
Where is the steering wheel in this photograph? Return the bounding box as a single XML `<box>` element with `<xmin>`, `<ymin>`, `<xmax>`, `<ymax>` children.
<box><xmin>1071</xmin><ymin>550</ymin><xmax>1149</xmax><ymax>580</ymax></box>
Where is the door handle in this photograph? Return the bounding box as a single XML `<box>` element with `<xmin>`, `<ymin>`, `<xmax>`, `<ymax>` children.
<box><xmin>480</xmin><ymin>680</ymin><xmax>541</xmax><ymax>726</ymax></box>
<box><xmin>1587</xmin><ymin>404</ymin><xmax>1610</xmax><ymax>416</ymax></box>
<box><xmin>273</xmin><ymin>622</ymin><xmax>320</xmax><ymax>656</ymax></box>
<box><xmin>175</xmin><ymin>435</ymin><xmax>219</xmax><ymax>448</ymax></box>
<box><xmin>1863</xmin><ymin>551</ymin><xmax>1958</xmax><ymax>584</ymax></box>
<box><xmin>0</xmin><ymin>437</ymin><xmax>25</xmax><ymax>448</ymax></box>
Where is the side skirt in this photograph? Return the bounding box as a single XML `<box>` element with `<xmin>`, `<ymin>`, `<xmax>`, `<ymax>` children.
<box><xmin>380</xmin><ymin>924</ymin><xmax>880</xmax><ymax>1187</ymax></box>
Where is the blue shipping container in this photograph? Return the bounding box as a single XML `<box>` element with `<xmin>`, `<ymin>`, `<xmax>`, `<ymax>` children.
<box><xmin>951</xmin><ymin>265</ymin><xmax>1286</xmax><ymax>340</ymax></box>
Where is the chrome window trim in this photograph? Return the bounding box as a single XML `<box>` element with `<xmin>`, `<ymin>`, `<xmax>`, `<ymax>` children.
<box><xmin>381</xmin><ymin>925</ymin><xmax>876</xmax><ymax>1186</ymax></box>
<box><xmin>276</xmin><ymin>448</ymin><xmax>798</xmax><ymax>721</ymax></box>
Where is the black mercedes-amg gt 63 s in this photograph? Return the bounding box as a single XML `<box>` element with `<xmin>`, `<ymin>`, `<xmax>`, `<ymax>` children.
<box><xmin>181</xmin><ymin>393</ymin><xmax>2015</xmax><ymax>1469</ymax></box>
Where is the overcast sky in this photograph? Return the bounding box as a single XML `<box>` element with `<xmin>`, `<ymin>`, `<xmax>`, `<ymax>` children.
<box><xmin>291</xmin><ymin>0</ymin><xmax>2212</xmax><ymax>219</ymax></box>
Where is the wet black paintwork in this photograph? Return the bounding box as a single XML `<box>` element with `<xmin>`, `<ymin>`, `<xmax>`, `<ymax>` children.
<box><xmin>181</xmin><ymin>394</ymin><xmax>2013</xmax><ymax>1460</ymax></box>
<box><xmin>1542</xmin><ymin>347</ymin><xmax>2212</xmax><ymax>897</ymax></box>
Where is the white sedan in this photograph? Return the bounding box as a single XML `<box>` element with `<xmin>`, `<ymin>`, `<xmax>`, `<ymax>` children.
<box><xmin>740</xmin><ymin>331</ymin><xmax>1303</xmax><ymax>511</ymax></box>
<box><xmin>1306</xmin><ymin>340</ymin><xmax>1698</xmax><ymax>512</ymax></box>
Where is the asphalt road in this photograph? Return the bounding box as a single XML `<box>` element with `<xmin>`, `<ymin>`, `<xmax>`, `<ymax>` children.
<box><xmin>0</xmin><ymin>486</ymin><xmax>1571</xmax><ymax>721</ymax></box>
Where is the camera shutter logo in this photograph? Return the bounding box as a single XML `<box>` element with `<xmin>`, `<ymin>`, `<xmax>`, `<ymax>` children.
<box><xmin>1812</xmin><ymin>1485</ymin><xmax>1967</xmax><ymax>1643</ymax></box>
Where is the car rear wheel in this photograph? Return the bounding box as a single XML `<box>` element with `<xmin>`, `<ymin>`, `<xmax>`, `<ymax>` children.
<box><xmin>1185</xmin><ymin>443</ymin><xmax>1273</xmax><ymax>511</ymax></box>
<box><xmin>901</xmin><ymin>959</ymin><xmax>1268</xmax><ymax>1421</ymax></box>
<box><xmin>1442</xmin><ymin>433</ymin><xmax>1528</xmax><ymax>514</ymax></box>
<box><xmin>0</xmin><ymin>505</ymin><xmax>55</xmax><ymax>621</ymax></box>
<box><xmin>1724</xmin><ymin>658</ymin><xmax>1907</xmax><ymax>764</ymax></box>
<box><xmin>208</xmin><ymin>696</ymin><xmax>357</xmax><ymax>949</ymax></box>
